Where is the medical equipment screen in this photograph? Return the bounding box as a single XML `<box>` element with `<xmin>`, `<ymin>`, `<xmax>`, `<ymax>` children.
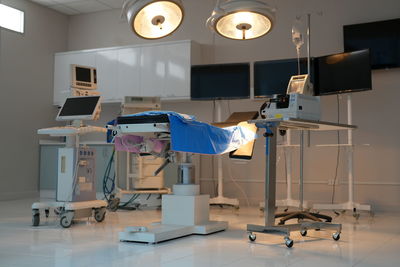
<box><xmin>57</xmin><ymin>96</ymin><xmax>100</xmax><ymax>120</ymax></box>
<box><xmin>75</xmin><ymin>67</ymin><xmax>92</xmax><ymax>82</ymax></box>
<box><xmin>254</xmin><ymin>58</ymin><xmax>312</xmax><ymax>98</ymax></box>
<box><xmin>191</xmin><ymin>63</ymin><xmax>250</xmax><ymax>100</ymax></box>
<box><xmin>314</xmin><ymin>49</ymin><xmax>372</xmax><ymax>96</ymax></box>
<box><xmin>344</xmin><ymin>18</ymin><xmax>400</xmax><ymax>70</ymax></box>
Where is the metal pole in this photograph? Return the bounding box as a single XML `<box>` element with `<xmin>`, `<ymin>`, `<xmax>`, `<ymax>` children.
<box><xmin>265</xmin><ymin>126</ymin><xmax>277</xmax><ymax>226</ymax></box>
<box><xmin>286</xmin><ymin>130</ymin><xmax>292</xmax><ymax>200</ymax></box>
<box><xmin>307</xmin><ymin>13</ymin><xmax>311</xmax><ymax>75</ymax></box>
<box><xmin>216</xmin><ymin>100</ymin><xmax>223</xmax><ymax>198</ymax></box>
<box><xmin>347</xmin><ymin>94</ymin><xmax>354</xmax><ymax>204</ymax></box>
<box><xmin>299</xmin><ymin>130</ymin><xmax>304</xmax><ymax>211</ymax></box>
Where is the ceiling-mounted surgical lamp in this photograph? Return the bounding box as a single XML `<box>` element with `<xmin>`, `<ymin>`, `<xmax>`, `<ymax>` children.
<box><xmin>206</xmin><ymin>0</ymin><xmax>276</xmax><ymax>40</ymax></box>
<box><xmin>122</xmin><ymin>0</ymin><xmax>184</xmax><ymax>39</ymax></box>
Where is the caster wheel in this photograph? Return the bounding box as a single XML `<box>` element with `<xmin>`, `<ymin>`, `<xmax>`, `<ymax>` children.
<box><xmin>284</xmin><ymin>237</ymin><xmax>294</xmax><ymax>248</ymax></box>
<box><xmin>300</xmin><ymin>230</ymin><xmax>307</xmax><ymax>236</ymax></box>
<box><xmin>332</xmin><ymin>232</ymin><xmax>340</xmax><ymax>241</ymax></box>
<box><xmin>60</xmin><ymin>216</ymin><xmax>72</xmax><ymax>228</ymax></box>
<box><xmin>248</xmin><ymin>233</ymin><xmax>256</xmax><ymax>242</ymax></box>
<box><xmin>353</xmin><ymin>213</ymin><xmax>360</xmax><ymax>220</ymax></box>
<box><xmin>94</xmin><ymin>210</ymin><xmax>106</xmax><ymax>223</ymax></box>
<box><xmin>32</xmin><ymin>213</ymin><xmax>40</xmax><ymax>226</ymax></box>
<box><xmin>108</xmin><ymin>198</ymin><xmax>120</xmax><ymax>212</ymax></box>
<box><xmin>45</xmin><ymin>209</ymin><xmax>49</xmax><ymax>218</ymax></box>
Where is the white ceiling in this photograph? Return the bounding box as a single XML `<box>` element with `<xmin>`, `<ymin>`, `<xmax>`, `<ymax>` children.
<box><xmin>30</xmin><ymin>0</ymin><xmax>125</xmax><ymax>15</ymax></box>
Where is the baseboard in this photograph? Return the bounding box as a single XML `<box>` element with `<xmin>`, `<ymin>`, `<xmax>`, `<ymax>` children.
<box><xmin>0</xmin><ymin>190</ymin><xmax>39</xmax><ymax>201</ymax></box>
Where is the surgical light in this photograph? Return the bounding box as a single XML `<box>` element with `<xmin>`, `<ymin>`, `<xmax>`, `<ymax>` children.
<box><xmin>206</xmin><ymin>0</ymin><xmax>275</xmax><ymax>40</ymax></box>
<box><xmin>122</xmin><ymin>0</ymin><xmax>184</xmax><ymax>39</ymax></box>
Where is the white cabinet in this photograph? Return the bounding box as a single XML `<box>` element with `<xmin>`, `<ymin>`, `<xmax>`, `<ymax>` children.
<box><xmin>117</xmin><ymin>47</ymin><xmax>141</xmax><ymax>100</ymax></box>
<box><xmin>164</xmin><ymin>42</ymin><xmax>191</xmax><ymax>98</ymax></box>
<box><xmin>140</xmin><ymin>45</ymin><xmax>166</xmax><ymax>97</ymax></box>
<box><xmin>95</xmin><ymin>49</ymin><xmax>118</xmax><ymax>102</ymax></box>
<box><xmin>53</xmin><ymin>40</ymin><xmax>200</xmax><ymax>105</ymax></box>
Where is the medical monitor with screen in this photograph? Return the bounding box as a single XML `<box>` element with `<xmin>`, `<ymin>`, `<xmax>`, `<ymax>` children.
<box><xmin>57</xmin><ymin>96</ymin><xmax>101</xmax><ymax>121</ymax></box>
<box><xmin>71</xmin><ymin>64</ymin><xmax>97</xmax><ymax>90</ymax></box>
<box><xmin>191</xmin><ymin>63</ymin><xmax>250</xmax><ymax>100</ymax></box>
<box><xmin>314</xmin><ymin>49</ymin><xmax>372</xmax><ymax>96</ymax></box>
<box><xmin>254</xmin><ymin>58</ymin><xmax>314</xmax><ymax>97</ymax></box>
<box><xmin>343</xmin><ymin>18</ymin><xmax>400</xmax><ymax>69</ymax></box>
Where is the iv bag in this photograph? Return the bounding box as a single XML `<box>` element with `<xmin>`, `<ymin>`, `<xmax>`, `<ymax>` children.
<box><xmin>292</xmin><ymin>18</ymin><xmax>304</xmax><ymax>51</ymax></box>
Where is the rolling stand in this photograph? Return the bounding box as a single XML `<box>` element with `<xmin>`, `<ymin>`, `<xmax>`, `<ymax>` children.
<box><xmin>247</xmin><ymin>119</ymin><xmax>354</xmax><ymax>247</ymax></box>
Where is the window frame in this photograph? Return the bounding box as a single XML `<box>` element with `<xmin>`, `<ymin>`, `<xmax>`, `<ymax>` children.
<box><xmin>0</xmin><ymin>3</ymin><xmax>25</xmax><ymax>35</ymax></box>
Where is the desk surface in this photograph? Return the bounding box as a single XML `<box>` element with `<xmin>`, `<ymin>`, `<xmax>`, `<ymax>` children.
<box><xmin>249</xmin><ymin>118</ymin><xmax>356</xmax><ymax>131</ymax></box>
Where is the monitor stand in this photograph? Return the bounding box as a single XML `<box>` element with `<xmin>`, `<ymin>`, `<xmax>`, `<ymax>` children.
<box><xmin>209</xmin><ymin>100</ymin><xmax>240</xmax><ymax>209</ymax></box>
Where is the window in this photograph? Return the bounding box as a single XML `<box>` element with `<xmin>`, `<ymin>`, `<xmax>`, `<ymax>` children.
<box><xmin>0</xmin><ymin>4</ymin><xmax>24</xmax><ymax>33</ymax></box>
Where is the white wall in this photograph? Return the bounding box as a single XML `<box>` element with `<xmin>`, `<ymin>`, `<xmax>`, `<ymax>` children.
<box><xmin>0</xmin><ymin>0</ymin><xmax>68</xmax><ymax>200</ymax></box>
<box><xmin>66</xmin><ymin>0</ymin><xmax>400</xmax><ymax>211</ymax></box>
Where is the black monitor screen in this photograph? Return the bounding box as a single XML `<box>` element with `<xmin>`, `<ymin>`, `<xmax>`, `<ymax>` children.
<box><xmin>76</xmin><ymin>67</ymin><xmax>92</xmax><ymax>82</ymax></box>
<box><xmin>343</xmin><ymin>18</ymin><xmax>400</xmax><ymax>69</ymax></box>
<box><xmin>254</xmin><ymin>58</ymin><xmax>313</xmax><ymax>97</ymax></box>
<box><xmin>59</xmin><ymin>96</ymin><xmax>100</xmax><ymax>117</ymax></box>
<box><xmin>314</xmin><ymin>49</ymin><xmax>372</xmax><ymax>96</ymax></box>
<box><xmin>191</xmin><ymin>63</ymin><xmax>250</xmax><ymax>100</ymax></box>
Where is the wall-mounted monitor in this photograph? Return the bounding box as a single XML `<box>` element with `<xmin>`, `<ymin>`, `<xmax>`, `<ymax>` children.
<box><xmin>343</xmin><ymin>18</ymin><xmax>400</xmax><ymax>69</ymax></box>
<box><xmin>57</xmin><ymin>96</ymin><xmax>101</xmax><ymax>121</ymax></box>
<box><xmin>190</xmin><ymin>63</ymin><xmax>250</xmax><ymax>100</ymax></box>
<box><xmin>254</xmin><ymin>58</ymin><xmax>314</xmax><ymax>98</ymax></box>
<box><xmin>314</xmin><ymin>49</ymin><xmax>372</xmax><ymax>96</ymax></box>
<box><xmin>71</xmin><ymin>64</ymin><xmax>97</xmax><ymax>90</ymax></box>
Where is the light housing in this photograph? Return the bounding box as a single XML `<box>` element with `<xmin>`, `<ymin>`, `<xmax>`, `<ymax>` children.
<box><xmin>206</xmin><ymin>0</ymin><xmax>275</xmax><ymax>40</ymax></box>
<box><xmin>123</xmin><ymin>0</ymin><xmax>184</xmax><ymax>39</ymax></box>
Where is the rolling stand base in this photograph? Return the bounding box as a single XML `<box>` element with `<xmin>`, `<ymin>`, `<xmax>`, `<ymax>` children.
<box><xmin>247</xmin><ymin>221</ymin><xmax>342</xmax><ymax>248</ymax></box>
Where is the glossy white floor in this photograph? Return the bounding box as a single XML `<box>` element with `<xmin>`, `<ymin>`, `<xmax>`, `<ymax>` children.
<box><xmin>0</xmin><ymin>198</ymin><xmax>399</xmax><ymax>267</ymax></box>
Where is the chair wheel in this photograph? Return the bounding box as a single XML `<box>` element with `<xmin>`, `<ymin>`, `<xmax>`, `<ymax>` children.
<box><xmin>284</xmin><ymin>237</ymin><xmax>294</xmax><ymax>248</ymax></box>
<box><xmin>248</xmin><ymin>233</ymin><xmax>256</xmax><ymax>242</ymax></box>
<box><xmin>332</xmin><ymin>232</ymin><xmax>340</xmax><ymax>241</ymax></box>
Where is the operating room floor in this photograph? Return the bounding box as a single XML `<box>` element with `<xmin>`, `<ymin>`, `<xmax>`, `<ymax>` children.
<box><xmin>0</xmin><ymin>198</ymin><xmax>399</xmax><ymax>267</ymax></box>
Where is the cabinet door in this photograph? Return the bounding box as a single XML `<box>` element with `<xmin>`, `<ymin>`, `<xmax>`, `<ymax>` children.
<box><xmin>95</xmin><ymin>49</ymin><xmax>118</xmax><ymax>102</ymax></box>
<box><xmin>164</xmin><ymin>42</ymin><xmax>191</xmax><ymax>98</ymax></box>
<box><xmin>53</xmin><ymin>52</ymin><xmax>96</xmax><ymax>105</ymax></box>
<box><xmin>117</xmin><ymin>47</ymin><xmax>141</xmax><ymax>100</ymax></box>
<box><xmin>140</xmin><ymin>45</ymin><xmax>166</xmax><ymax>97</ymax></box>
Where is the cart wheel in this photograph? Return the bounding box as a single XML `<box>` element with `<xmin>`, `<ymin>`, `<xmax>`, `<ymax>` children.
<box><xmin>108</xmin><ymin>198</ymin><xmax>120</xmax><ymax>212</ymax></box>
<box><xmin>60</xmin><ymin>215</ymin><xmax>72</xmax><ymax>228</ymax></box>
<box><xmin>32</xmin><ymin>213</ymin><xmax>40</xmax><ymax>226</ymax></box>
<box><xmin>284</xmin><ymin>237</ymin><xmax>294</xmax><ymax>248</ymax></box>
<box><xmin>248</xmin><ymin>233</ymin><xmax>256</xmax><ymax>242</ymax></box>
<box><xmin>300</xmin><ymin>229</ymin><xmax>307</xmax><ymax>236</ymax></box>
<box><xmin>332</xmin><ymin>232</ymin><xmax>340</xmax><ymax>241</ymax></box>
<box><xmin>45</xmin><ymin>209</ymin><xmax>50</xmax><ymax>218</ymax></box>
<box><xmin>94</xmin><ymin>210</ymin><xmax>106</xmax><ymax>222</ymax></box>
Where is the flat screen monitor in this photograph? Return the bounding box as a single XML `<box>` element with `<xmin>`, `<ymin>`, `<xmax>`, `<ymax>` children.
<box><xmin>57</xmin><ymin>96</ymin><xmax>101</xmax><ymax>121</ymax></box>
<box><xmin>191</xmin><ymin>63</ymin><xmax>250</xmax><ymax>100</ymax></box>
<box><xmin>71</xmin><ymin>64</ymin><xmax>97</xmax><ymax>90</ymax></box>
<box><xmin>314</xmin><ymin>49</ymin><xmax>372</xmax><ymax>96</ymax></box>
<box><xmin>343</xmin><ymin>18</ymin><xmax>400</xmax><ymax>69</ymax></box>
<box><xmin>254</xmin><ymin>58</ymin><xmax>313</xmax><ymax>97</ymax></box>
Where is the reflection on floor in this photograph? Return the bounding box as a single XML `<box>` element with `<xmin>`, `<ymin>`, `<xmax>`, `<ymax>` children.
<box><xmin>0</xmin><ymin>198</ymin><xmax>399</xmax><ymax>267</ymax></box>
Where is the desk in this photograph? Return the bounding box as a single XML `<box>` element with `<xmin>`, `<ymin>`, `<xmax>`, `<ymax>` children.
<box><xmin>247</xmin><ymin>118</ymin><xmax>356</xmax><ymax>247</ymax></box>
